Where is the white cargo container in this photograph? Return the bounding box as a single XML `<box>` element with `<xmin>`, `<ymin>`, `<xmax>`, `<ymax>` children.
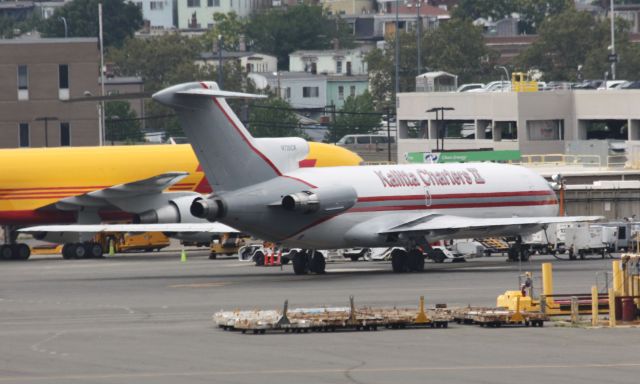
<box><xmin>564</xmin><ymin>223</ymin><xmax>615</xmax><ymax>260</ymax></box>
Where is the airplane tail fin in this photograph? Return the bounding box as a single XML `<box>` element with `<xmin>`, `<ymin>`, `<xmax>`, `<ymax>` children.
<box><xmin>152</xmin><ymin>82</ymin><xmax>308</xmax><ymax>193</ymax></box>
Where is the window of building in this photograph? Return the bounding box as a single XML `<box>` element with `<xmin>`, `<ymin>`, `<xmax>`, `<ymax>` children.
<box><xmin>150</xmin><ymin>1</ymin><xmax>164</xmax><ymax>9</ymax></box>
<box><xmin>19</xmin><ymin>123</ymin><xmax>29</xmax><ymax>147</ymax></box>
<box><xmin>59</xmin><ymin>64</ymin><xmax>69</xmax><ymax>89</ymax></box>
<box><xmin>526</xmin><ymin>120</ymin><xmax>563</xmax><ymax>140</ymax></box>
<box><xmin>207</xmin><ymin>0</ymin><xmax>220</xmax><ymax>6</ymax></box>
<box><xmin>336</xmin><ymin>61</ymin><xmax>342</xmax><ymax>74</ymax></box>
<box><xmin>230</xmin><ymin>0</ymin><xmax>233</xmax><ymax>7</ymax></box>
<box><xmin>285</xmin><ymin>87</ymin><xmax>291</xmax><ymax>99</ymax></box>
<box><xmin>338</xmin><ymin>86</ymin><xmax>344</xmax><ymax>100</ymax></box>
<box><xmin>18</xmin><ymin>65</ymin><xmax>28</xmax><ymax>100</ymax></box>
<box><xmin>302</xmin><ymin>86</ymin><xmax>319</xmax><ymax>98</ymax></box>
<box><xmin>350</xmin><ymin>85</ymin><xmax>356</xmax><ymax>97</ymax></box>
<box><xmin>60</xmin><ymin>122</ymin><xmax>70</xmax><ymax>146</ymax></box>
<box><xmin>187</xmin><ymin>0</ymin><xmax>200</xmax><ymax>7</ymax></box>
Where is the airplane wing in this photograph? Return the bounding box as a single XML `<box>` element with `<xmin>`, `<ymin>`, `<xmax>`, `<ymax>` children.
<box><xmin>19</xmin><ymin>222</ymin><xmax>238</xmax><ymax>234</ymax></box>
<box><xmin>49</xmin><ymin>172</ymin><xmax>191</xmax><ymax>210</ymax></box>
<box><xmin>379</xmin><ymin>214</ymin><xmax>603</xmax><ymax>239</ymax></box>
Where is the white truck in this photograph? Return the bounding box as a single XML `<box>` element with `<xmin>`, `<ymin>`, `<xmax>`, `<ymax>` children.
<box><xmin>564</xmin><ymin>223</ymin><xmax>616</xmax><ymax>260</ymax></box>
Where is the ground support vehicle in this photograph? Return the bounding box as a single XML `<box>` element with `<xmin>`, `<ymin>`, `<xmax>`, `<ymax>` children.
<box><xmin>67</xmin><ymin>232</ymin><xmax>170</xmax><ymax>259</ymax></box>
<box><xmin>474</xmin><ymin>237</ymin><xmax>510</xmax><ymax>257</ymax></box>
<box><xmin>451</xmin><ymin>307</ymin><xmax>548</xmax><ymax>327</ymax></box>
<box><xmin>565</xmin><ymin>223</ymin><xmax>615</xmax><ymax>260</ymax></box>
<box><xmin>209</xmin><ymin>233</ymin><xmax>249</xmax><ymax>259</ymax></box>
<box><xmin>213</xmin><ymin>298</ymin><xmax>452</xmax><ymax>334</ymax></box>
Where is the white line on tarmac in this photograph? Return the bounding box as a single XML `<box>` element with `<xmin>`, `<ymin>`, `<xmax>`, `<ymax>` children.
<box><xmin>1</xmin><ymin>362</ymin><xmax>639</xmax><ymax>382</ymax></box>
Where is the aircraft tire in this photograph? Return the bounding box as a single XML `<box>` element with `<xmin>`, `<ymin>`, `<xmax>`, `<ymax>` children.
<box><xmin>519</xmin><ymin>249</ymin><xmax>530</xmax><ymax>262</ymax></box>
<box><xmin>292</xmin><ymin>252</ymin><xmax>309</xmax><ymax>275</ymax></box>
<box><xmin>0</xmin><ymin>245</ymin><xmax>13</xmax><ymax>260</ymax></box>
<box><xmin>15</xmin><ymin>243</ymin><xmax>30</xmax><ymax>260</ymax></box>
<box><xmin>407</xmin><ymin>249</ymin><xmax>424</xmax><ymax>272</ymax></box>
<box><xmin>62</xmin><ymin>244</ymin><xmax>73</xmax><ymax>259</ymax></box>
<box><xmin>254</xmin><ymin>251</ymin><xmax>265</xmax><ymax>266</ymax></box>
<box><xmin>88</xmin><ymin>242</ymin><xmax>103</xmax><ymax>258</ymax></box>
<box><xmin>309</xmin><ymin>251</ymin><xmax>326</xmax><ymax>274</ymax></box>
<box><xmin>391</xmin><ymin>249</ymin><xmax>407</xmax><ymax>273</ymax></box>
<box><xmin>73</xmin><ymin>243</ymin><xmax>87</xmax><ymax>259</ymax></box>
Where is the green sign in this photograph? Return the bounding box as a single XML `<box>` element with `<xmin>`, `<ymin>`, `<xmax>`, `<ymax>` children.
<box><xmin>406</xmin><ymin>150</ymin><xmax>521</xmax><ymax>163</ymax></box>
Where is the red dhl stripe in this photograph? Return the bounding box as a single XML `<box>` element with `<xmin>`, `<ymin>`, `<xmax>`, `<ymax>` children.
<box><xmin>0</xmin><ymin>195</ymin><xmax>79</xmax><ymax>200</ymax></box>
<box><xmin>357</xmin><ymin>190</ymin><xmax>555</xmax><ymax>203</ymax></box>
<box><xmin>0</xmin><ymin>186</ymin><xmax>109</xmax><ymax>192</ymax></box>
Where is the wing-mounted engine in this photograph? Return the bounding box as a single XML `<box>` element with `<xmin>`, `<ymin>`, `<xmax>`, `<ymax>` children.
<box><xmin>134</xmin><ymin>195</ymin><xmax>205</xmax><ymax>224</ymax></box>
<box><xmin>281</xmin><ymin>185</ymin><xmax>357</xmax><ymax>215</ymax></box>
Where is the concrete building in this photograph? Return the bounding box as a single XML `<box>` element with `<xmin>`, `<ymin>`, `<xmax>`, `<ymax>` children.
<box><xmin>0</xmin><ymin>37</ymin><xmax>100</xmax><ymax>148</ymax></box>
<box><xmin>196</xmin><ymin>51</ymin><xmax>277</xmax><ymax>73</ymax></box>
<box><xmin>248</xmin><ymin>71</ymin><xmax>327</xmax><ymax>110</ymax></box>
<box><xmin>326</xmin><ymin>75</ymin><xmax>368</xmax><ymax>109</ymax></box>
<box><xmin>177</xmin><ymin>0</ymin><xmax>271</xmax><ymax>29</ymax></box>
<box><xmin>396</xmin><ymin>89</ymin><xmax>640</xmax><ymax>166</ymax></box>
<box><xmin>289</xmin><ymin>47</ymin><xmax>370</xmax><ymax>76</ymax></box>
<box><xmin>134</xmin><ymin>0</ymin><xmax>175</xmax><ymax>29</ymax></box>
<box><xmin>321</xmin><ymin>0</ymin><xmax>374</xmax><ymax>16</ymax></box>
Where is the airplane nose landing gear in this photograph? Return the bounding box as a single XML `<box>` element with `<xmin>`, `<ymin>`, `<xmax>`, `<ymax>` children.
<box><xmin>391</xmin><ymin>248</ymin><xmax>425</xmax><ymax>273</ymax></box>
<box><xmin>292</xmin><ymin>250</ymin><xmax>326</xmax><ymax>275</ymax></box>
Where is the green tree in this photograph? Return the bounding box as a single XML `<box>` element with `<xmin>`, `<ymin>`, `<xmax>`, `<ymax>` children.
<box><xmin>326</xmin><ymin>91</ymin><xmax>380</xmax><ymax>143</ymax></box>
<box><xmin>248</xmin><ymin>97</ymin><xmax>304</xmax><ymax>138</ymax></box>
<box><xmin>246</xmin><ymin>4</ymin><xmax>354</xmax><ymax>69</ymax></box>
<box><xmin>514</xmin><ymin>8</ymin><xmax>640</xmax><ymax>81</ymax></box>
<box><xmin>452</xmin><ymin>0</ymin><xmax>572</xmax><ymax>34</ymax></box>
<box><xmin>105</xmin><ymin>101</ymin><xmax>143</xmax><ymax>143</ymax></box>
<box><xmin>366</xmin><ymin>19</ymin><xmax>494</xmax><ymax>108</ymax></box>
<box><xmin>201</xmin><ymin>12</ymin><xmax>247</xmax><ymax>52</ymax></box>
<box><xmin>39</xmin><ymin>0</ymin><xmax>142</xmax><ymax>47</ymax></box>
<box><xmin>0</xmin><ymin>13</ymin><xmax>42</xmax><ymax>38</ymax></box>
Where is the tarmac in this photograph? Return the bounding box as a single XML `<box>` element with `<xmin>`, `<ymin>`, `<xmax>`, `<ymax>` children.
<box><xmin>1</xmin><ymin>249</ymin><xmax>639</xmax><ymax>384</ymax></box>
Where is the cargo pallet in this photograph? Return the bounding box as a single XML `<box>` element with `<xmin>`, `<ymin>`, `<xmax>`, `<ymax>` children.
<box><xmin>451</xmin><ymin>306</ymin><xmax>549</xmax><ymax>328</ymax></box>
<box><xmin>213</xmin><ymin>296</ymin><xmax>452</xmax><ymax>334</ymax></box>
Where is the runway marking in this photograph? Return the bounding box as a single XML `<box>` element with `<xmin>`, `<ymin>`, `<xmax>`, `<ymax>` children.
<box><xmin>29</xmin><ymin>331</ymin><xmax>66</xmax><ymax>357</ymax></box>
<box><xmin>168</xmin><ymin>282</ymin><xmax>229</xmax><ymax>288</ymax></box>
<box><xmin>327</xmin><ymin>268</ymin><xmax>387</xmax><ymax>273</ymax></box>
<box><xmin>2</xmin><ymin>362</ymin><xmax>640</xmax><ymax>382</ymax></box>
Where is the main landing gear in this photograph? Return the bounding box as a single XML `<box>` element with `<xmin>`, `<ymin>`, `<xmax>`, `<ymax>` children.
<box><xmin>391</xmin><ymin>248</ymin><xmax>425</xmax><ymax>273</ymax></box>
<box><xmin>62</xmin><ymin>242</ymin><xmax>104</xmax><ymax>259</ymax></box>
<box><xmin>0</xmin><ymin>244</ymin><xmax>31</xmax><ymax>260</ymax></box>
<box><xmin>291</xmin><ymin>250</ymin><xmax>326</xmax><ymax>275</ymax></box>
<box><xmin>0</xmin><ymin>226</ymin><xmax>31</xmax><ymax>260</ymax></box>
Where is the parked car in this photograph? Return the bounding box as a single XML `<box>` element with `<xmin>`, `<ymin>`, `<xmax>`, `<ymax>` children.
<box><xmin>456</xmin><ymin>83</ymin><xmax>485</xmax><ymax>92</ymax></box>
<box><xmin>620</xmin><ymin>81</ymin><xmax>640</xmax><ymax>89</ymax></box>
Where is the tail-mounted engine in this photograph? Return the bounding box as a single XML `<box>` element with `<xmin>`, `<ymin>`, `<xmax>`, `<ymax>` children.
<box><xmin>190</xmin><ymin>196</ymin><xmax>226</xmax><ymax>221</ymax></box>
<box><xmin>281</xmin><ymin>185</ymin><xmax>357</xmax><ymax>215</ymax></box>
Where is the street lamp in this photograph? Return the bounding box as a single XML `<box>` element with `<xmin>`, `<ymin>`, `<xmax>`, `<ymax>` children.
<box><xmin>217</xmin><ymin>34</ymin><xmax>224</xmax><ymax>88</ymax></box>
<box><xmin>34</xmin><ymin>116</ymin><xmax>58</xmax><ymax>147</ymax></box>
<box><xmin>494</xmin><ymin>65</ymin><xmax>510</xmax><ymax>92</ymax></box>
<box><xmin>427</xmin><ymin>107</ymin><xmax>454</xmax><ymax>152</ymax></box>
<box><xmin>610</xmin><ymin>0</ymin><xmax>616</xmax><ymax>80</ymax></box>
<box><xmin>59</xmin><ymin>17</ymin><xmax>68</xmax><ymax>38</ymax></box>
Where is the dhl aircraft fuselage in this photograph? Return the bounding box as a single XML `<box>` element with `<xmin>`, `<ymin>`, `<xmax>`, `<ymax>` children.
<box><xmin>0</xmin><ymin>143</ymin><xmax>362</xmax><ymax>225</ymax></box>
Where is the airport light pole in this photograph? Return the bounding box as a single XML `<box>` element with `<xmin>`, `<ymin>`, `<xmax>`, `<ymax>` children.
<box><xmin>394</xmin><ymin>0</ymin><xmax>400</xmax><ymax>109</ymax></box>
<box><xmin>427</xmin><ymin>107</ymin><xmax>454</xmax><ymax>152</ymax></box>
<box><xmin>59</xmin><ymin>17</ymin><xmax>68</xmax><ymax>38</ymax></box>
<box><xmin>217</xmin><ymin>34</ymin><xmax>224</xmax><ymax>89</ymax></box>
<box><xmin>35</xmin><ymin>116</ymin><xmax>58</xmax><ymax>147</ymax></box>
<box><xmin>610</xmin><ymin>0</ymin><xmax>617</xmax><ymax>80</ymax></box>
<box><xmin>495</xmin><ymin>65</ymin><xmax>509</xmax><ymax>92</ymax></box>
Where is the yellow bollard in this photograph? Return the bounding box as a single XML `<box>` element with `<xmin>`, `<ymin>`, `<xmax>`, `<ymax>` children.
<box><xmin>591</xmin><ymin>285</ymin><xmax>599</xmax><ymax>327</ymax></box>
<box><xmin>180</xmin><ymin>248</ymin><xmax>187</xmax><ymax>263</ymax></box>
<box><xmin>542</xmin><ymin>262</ymin><xmax>554</xmax><ymax>309</ymax></box>
<box><xmin>608</xmin><ymin>288</ymin><xmax>617</xmax><ymax>327</ymax></box>
<box><xmin>612</xmin><ymin>260</ymin><xmax>622</xmax><ymax>297</ymax></box>
<box><xmin>108</xmin><ymin>239</ymin><xmax>115</xmax><ymax>256</ymax></box>
<box><xmin>415</xmin><ymin>296</ymin><xmax>429</xmax><ymax>324</ymax></box>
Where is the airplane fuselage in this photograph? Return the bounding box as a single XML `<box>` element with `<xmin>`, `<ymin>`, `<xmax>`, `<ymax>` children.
<box><xmin>217</xmin><ymin>162</ymin><xmax>559</xmax><ymax>248</ymax></box>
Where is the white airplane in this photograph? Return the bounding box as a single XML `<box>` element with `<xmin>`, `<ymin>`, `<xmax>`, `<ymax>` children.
<box><xmin>23</xmin><ymin>81</ymin><xmax>599</xmax><ymax>274</ymax></box>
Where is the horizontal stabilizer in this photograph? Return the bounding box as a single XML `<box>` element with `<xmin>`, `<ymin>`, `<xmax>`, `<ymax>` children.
<box><xmin>19</xmin><ymin>223</ymin><xmax>238</xmax><ymax>234</ymax></box>
<box><xmin>175</xmin><ymin>88</ymin><xmax>267</xmax><ymax>99</ymax></box>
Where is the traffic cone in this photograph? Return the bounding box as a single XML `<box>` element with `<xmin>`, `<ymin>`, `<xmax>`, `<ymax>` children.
<box><xmin>181</xmin><ymin>248</ymin><xmax>187</xmax><ymax>263</ymax></box>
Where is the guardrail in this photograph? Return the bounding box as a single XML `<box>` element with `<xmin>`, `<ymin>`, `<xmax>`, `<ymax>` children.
<box><xmin>517</xmin><ymin>154</ymin><xmax>603</xmax><ymax>167</ymax></box>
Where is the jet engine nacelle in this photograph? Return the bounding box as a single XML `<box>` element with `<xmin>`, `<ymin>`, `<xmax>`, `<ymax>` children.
<box><xmin>135</xmin><ymin>195</ymin><xmax>203</xmax><ymax>224</ymax></box>
<box><xmin>190</xmin><ymin>197</ymin><xmax>226</xmax><ymax>221</ymax></box>
<box><xmin>281</xmin><ymin>185</ymin><xmax>357</xmax><ymax>214</ymax></box>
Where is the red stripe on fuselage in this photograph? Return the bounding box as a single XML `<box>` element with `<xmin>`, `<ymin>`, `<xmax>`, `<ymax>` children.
<box><xmin>349</xmin><ymin>199</ymin><xmax>558</xmax><ymax>212</ymax></box>
<box><xmin>357</xmin><ymin>190</ymin><xmax>555</xmax><ymax>203</ymax></box>
<box><xmin>281</xmin><ymin>175</ymin><xmax>317</xmax><ymax>189</ymax></box>
<box><xmin>0</xmin><ymin>186</ymin><xmax>109</xmax><ymax>192</ymax></box>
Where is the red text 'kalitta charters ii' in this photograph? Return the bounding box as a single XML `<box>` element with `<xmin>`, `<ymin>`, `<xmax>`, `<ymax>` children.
<box><xmin>374</xmin><ymin>168</ymin><xmax>486</xmax><ymax>188</ymax></box>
